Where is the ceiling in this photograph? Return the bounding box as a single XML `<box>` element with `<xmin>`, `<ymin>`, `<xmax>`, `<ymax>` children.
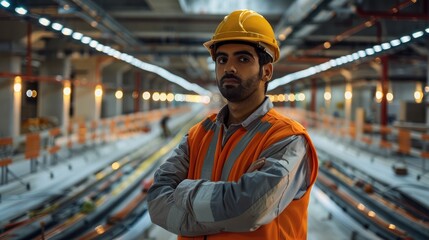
<box><xmin>0</xmin><ymin>0</ymin><xmax>428</xmax><ymax>94</ymax></box>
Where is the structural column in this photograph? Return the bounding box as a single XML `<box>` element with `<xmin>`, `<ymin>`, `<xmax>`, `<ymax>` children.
<box><xmin>171</xmin><ymin>84</ymin><xmax>182</xmax><ymax>108</ymax></box>
<box><xmin>310</xmin><ymin>78</ymin><xmax>317</xmax><ymax>112</ymax></box>
<box><xmin>38</xmin><ymin>55</ymin><xmax>71</xmax><ymax>132</ymax></box>
<box><xmin>290</xmin><ymin>84</ymin><xmax>295</xmax><ymax>108</ymax></box>
<box><xmin>72</xmin><ymin>57</ymin><xmax>101</xmax><ymax>121</ymax></box>
<box><xmin>122</xmin><ymin>70</ymin><xmax>134</xmax><ymax>114</ymax></box>
<box><xmin>426</xmin><ymin>54</ymin><xmax>429</xmax><ymax>125</ymax></box>
<box><xmin>380</xmin><ymin>56</ymin><xmax>389</xmax><ymax>126</ymax></box>
<box><xmin>101</xmin><ymin>63</ymin><xmax>128</xmax><ymax>118</ymax></box>
<box><xmin>134</xmin><ymin>71</ymin><xmax>141</xmax><ymax>113</ymax></box>
<box><xmin>160</xmin><ymin>82</ymin><xmax>168</xmax><ymax>110</ymax></box>
<box><xmin>142</xmin><ymin>75</ymin><xmax>151</xmax><ymax>112</ymax></box>
<box><xmin>0</xmin><ymin>56</ymin><xmax>22</xmax><ymax>137</ymax></box>
<box><xmin>114</xmin><ymin>68</ymin><xmax>125</xmax><ymax>116</ymax></box>
<box><xmin>344</xmin><ymin>82</ymin><xmax>352</xmax><ymax>126</ymax></box>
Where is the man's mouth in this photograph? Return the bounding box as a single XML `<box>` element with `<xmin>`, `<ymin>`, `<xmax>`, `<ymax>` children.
<box><xmin>221</xmin><ymin>76</ymin><xmax>240</xmax><ymax>87</ymax></box>
<box><xmin>222</xmin><ymin>79</ymin><xmax>239</xmax><ymax>85</ymax></box>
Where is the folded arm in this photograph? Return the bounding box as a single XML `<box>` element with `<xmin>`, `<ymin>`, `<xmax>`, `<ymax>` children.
<box><xmin>147</xmin><ymin>134</ymin><xmax>311</xmax><ymax>236</ymax></box>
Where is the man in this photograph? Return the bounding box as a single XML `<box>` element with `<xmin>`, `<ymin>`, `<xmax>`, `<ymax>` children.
<box><xmin>147</xmin><ymin>9</ymin><xmax>318</xmax><ymax>240</ymax></box>
<box><xmin>160</xmin><ymin>114</ymin><xmax>171</xmax><ymax>138</ymax></box>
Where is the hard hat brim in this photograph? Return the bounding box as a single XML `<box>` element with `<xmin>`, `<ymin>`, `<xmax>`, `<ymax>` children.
<box><xmin>204</xmin><ymin>37</ymin><xmax>280</xmax><ymax>63</ymax></box>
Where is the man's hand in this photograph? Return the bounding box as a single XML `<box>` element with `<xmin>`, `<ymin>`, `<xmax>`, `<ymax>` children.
<box><xmin>246</xmin><ymin>157</ymin><xmax>266</xmax><ymax>173</ymax></box>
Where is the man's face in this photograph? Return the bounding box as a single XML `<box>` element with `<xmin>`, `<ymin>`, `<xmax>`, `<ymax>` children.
<box><xmin>214</xmin><ymin>44</ymin><xmax>264</xmax><ymax>103</ymax></box>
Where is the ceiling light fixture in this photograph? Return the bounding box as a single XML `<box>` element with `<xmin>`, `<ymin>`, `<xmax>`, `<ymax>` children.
<box><xmin>39</xmin><ymin>17</ymin><xmax>51</xmax><ymax>26</ymax></box>
<box><xmin>0</xmin><ymin>0</ymin><xmax>10</xmax><ymax>8</ymax></box>
<box><xmin>14</xmin><ymin>7</ymin><xmax>27</xmax><ymax>15</ymax></box>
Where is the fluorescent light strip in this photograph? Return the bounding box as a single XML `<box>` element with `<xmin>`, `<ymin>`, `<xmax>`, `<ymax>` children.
<box><xmin>269</xmin><ymin>26</ymin><xmax>429</xmax><ymax>91</ymax></box>
<box><xmin>39</xmin><ymin>17</ymin><xmax>50</xmax><ymax>26</ymax></box>
<box><xmin>96</xmin><ymin>44</ymin><xmax>104</xmax><ymax>52</ymax></box>
<box><xmin>61</xmin><ymin>28</ymin><xmax>72</xmax><ymax>36</ymax></box>
<box><xmin>15</xmin><ymin>7</ymin><xmax>27</xmax><ymax>15</ymax></box>
<box><xmin>43</xmin><ymin>21</ymin><xmax>211</xmax><ymax>96</ymax></box>
<box><xmin>52</xmin><ymin>22</ymin><xmax>63</xmax><ymax>31</ymax></box>
<box><xmin>412</xmin><ymin>31</ymin><xmax>423</xmax><ymax>38</ymax></box>
<box><xmin>365</xmin><ymin>48</ymin><xmax>375</xmax><ymax>55</ymax></box>
<box><xmin>72</xmin><ymin>32</ymin><xmax>83</xmax><ymax>40</ymax></box>
<box><xmin>89</xmin><ymin>40</ymin><xmax>98</xmax><ymax>48</ymax></box>
<box><xmin>1</xmin><ymin>0</ymin><xmax>10</xmax><ymax>8</ymax></box>
<box><xmin>390</xmin><ymin>39</ymin><xmax>401</xmax><ymax>46</ymax></box>
<box><xmin>81</xmin><ymin>36</ymin><xmax>91</xmax><ymax>44</ymax></box>
<box><xmin>400</xmin><ymin>35</ymin><xmax>411</xmax><ymax>43</ymax></box>
<box><xmin>381</xmin><ymin>42</ymin><xmax>391</xmax><ymax>50</ymax></box>
<box><xmin>373</xmin><ymin>45</ymin><xmax>382</xmax><ymax>52</ymax></box>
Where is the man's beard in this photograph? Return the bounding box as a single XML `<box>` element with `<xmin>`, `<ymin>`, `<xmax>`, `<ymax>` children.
<box><xmin>217</xmin><ymin>73</ymin><xmax>261</xmax><ymax>102</ymax></box>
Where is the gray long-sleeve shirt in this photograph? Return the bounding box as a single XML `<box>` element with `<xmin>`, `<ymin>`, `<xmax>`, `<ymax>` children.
<box><xmin>147</xmin><ymin>99</ymin><xmax>312</xmax><ymax>236</ymax></box>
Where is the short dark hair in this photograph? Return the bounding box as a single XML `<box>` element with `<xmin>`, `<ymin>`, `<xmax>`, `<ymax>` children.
<box><xmin>254</xmin><ymin>46</ymin><xmax>273</xmax><ymax>66</ymax></box>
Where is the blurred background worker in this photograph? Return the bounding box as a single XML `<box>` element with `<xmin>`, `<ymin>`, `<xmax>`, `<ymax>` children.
<box><xmin>148</xmin><ymin>9</ymin><xmax>318</xmax><ymax>240</ymax></box>
<box><xmin>160</xmin><ymin>115</ymin><xmax>171</xmax><ymax>138</ymax></box>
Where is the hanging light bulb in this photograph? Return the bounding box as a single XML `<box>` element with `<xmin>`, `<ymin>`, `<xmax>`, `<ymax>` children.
<box><xmin>142</xmin><ymin>91</ymin><xmax>151</xmax><ymax>100</ymax></box>
<box><xmin>344</xmin><ymin>91</ymin><xmax>352</xmax><ymax>100</ymax></box>
<box><xmin>115</xmin><ymin>89</ymin><xmax>123</xmax><ymax>99</ymax></box>
<box><xmin>63</xmin><ymin>80</ymin><xmax>71</xmax><ymax>96</ymax></box>
<box><xmin>324</xmin><ymin>85</ymin><xmax>331</xmax><ymax>101</ymax></box>
<box><xmin>14</xmin><ymin>76</ymin><xmax>22</xmax><ymax>92</ymax></box>
<box><xmin>375</xmin><ymin>82</ymin><xmax>383</xmax><ymax>103</ymax></box>
<box><xmin>414</xmin><ymin>82</ymin><xmax>423</xmax><ymax>103</ymax></box>
<box><xmin>344</xmin><ymin>83</ymin><xmax>352</xmax><ymax>100</ymax></box>
<box><xmin>95</xmin><ymin>84</ymin><xmax>103</xmax><ymax>97</ymax></box>
<box><xmin>386</xmin><ymin>83</ymin><xmax>394</xmax><ymax>103</ymax></box>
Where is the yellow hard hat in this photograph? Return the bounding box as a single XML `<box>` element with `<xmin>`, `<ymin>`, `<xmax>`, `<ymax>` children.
<box><xmin>204</xmin><ymin>9</ymin><xmax>280</xmax><ymax>63</ymax></box>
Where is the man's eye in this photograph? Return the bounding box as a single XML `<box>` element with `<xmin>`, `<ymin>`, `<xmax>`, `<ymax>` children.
<box><xmin>216</xmin><ymin>57</ymin><xmax>227</xmax><ymax>64</ymax></box>
<box><xmin>239</xmin><ymin>56</ymin><xmax>250</xmax><ymax>62</ymax></box>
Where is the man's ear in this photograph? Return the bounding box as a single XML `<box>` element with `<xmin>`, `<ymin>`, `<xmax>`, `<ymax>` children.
<box><xmin>262</xmin><ymin>63</ymin><xmax>273</xmax><ymax>82</ymax></box>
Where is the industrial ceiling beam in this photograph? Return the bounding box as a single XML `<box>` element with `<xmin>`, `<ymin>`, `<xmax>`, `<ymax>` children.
<box><xmin>55</xmin><ymin>0</ymin><xmax>140</xmax><ymax>48</ymax></box>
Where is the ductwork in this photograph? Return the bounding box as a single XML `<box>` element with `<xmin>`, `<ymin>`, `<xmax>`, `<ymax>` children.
<box><xmin>274</xmin><ymin>0</ymin><xmax>350</xmax><ymax>60</ymax></box>
<box><xmin>55</xmin><ymin>0</ymin><xmax>140</xmax><ymax>48</ymax></box>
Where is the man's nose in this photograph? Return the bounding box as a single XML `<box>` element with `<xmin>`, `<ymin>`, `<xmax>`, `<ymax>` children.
<box><xmin>224</xmin><ymin>61</ymin><xmax>237</xmax><ymax>74</ymax></box>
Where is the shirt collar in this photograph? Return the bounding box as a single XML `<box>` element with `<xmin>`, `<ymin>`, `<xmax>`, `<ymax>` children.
<box><xmin>216</xmin><ymin>97</ymin><xmax>273</xmax><ymax>129</ymax></box>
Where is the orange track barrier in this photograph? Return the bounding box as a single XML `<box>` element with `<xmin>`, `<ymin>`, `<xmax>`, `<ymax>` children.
<box><xmin>0</xmin><ymin>137</ymin><xmax>13</xmax><ymax>167</ymax></box>
<box><xmin>398</xmin><ymin>129</ymin><xmax>411</xmax><ymax>155</ymax></box>
<box><xmin>361</xmin><ymin>124</ymin><xmax>372</xmax><ymax>145</ymax></box>
<box><xmin>349</xmin><ymin>121</ymin><xmax>356</xmax><ymax>139</ymax></box>
<box><xmin>78</xmin><ymin>123</ymin><xmax>87</xmax><ymax>145</ymax></box>
<box><xmin>67</xmin><ymin>123</ymin><xmax>75</xmax><ymax>156</ymax></box>
<box><xmin>0</xmin><ymin>106</ymin><xmax>191</xmax><ymax>181</ymax></box>
<box><xmin>47</xmin><ymin>128</ymin><xmax>61</xmax><ymax>164</ymax></box>
<box><xmin>379</xmin><ymin>126</ymin><xmax>392</xmax><ymax>150</ymax></box>
<box><xmin>90</xmin><ymin>121</ymin><xmax>98</xmax><ymax>146</ymax></box>
<box><xmin>25</xmin><ymin>133</ymin><xmax>41</xmax><ymax>173</ymax></box>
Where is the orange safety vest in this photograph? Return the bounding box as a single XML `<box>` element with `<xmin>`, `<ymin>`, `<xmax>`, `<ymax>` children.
<box><xmin>179</xmin><ymin>108</ymin><xmax>318</xmax><ymax>240</ymax></box>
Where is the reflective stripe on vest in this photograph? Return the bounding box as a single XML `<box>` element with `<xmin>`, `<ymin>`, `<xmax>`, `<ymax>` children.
<box><xmin>200</xmin><ymin>118</ymin><xmax>218</xmax><ymax>180</ymax></box>
<box><xmin>200</xmin><ymin>117</ymin><xmax>272</xmax><ymax>181</ymax></box>
<box><xmin>220</xmin><ymin>121</ymin><xmax>271</xmax><ymax>181</ymax></box>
